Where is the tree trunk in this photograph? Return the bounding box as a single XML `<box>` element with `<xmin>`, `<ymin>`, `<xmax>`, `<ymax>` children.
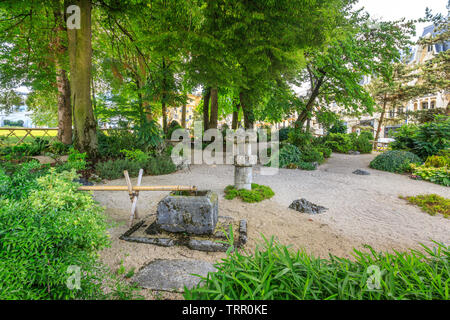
<box><xmin>55</xmin><ymin>66</ymin><xmax>72</xmax><ymax>144</ymax></box>
<box><xmin>67</xmin><ymin>0</ymin><xmax>97</xmax><ymax>157</ymax></box>
<box><xmin>232</xmin><ymin>98</ymin><xmax>241</xmax><ymax>130</ymax></box>
<box><xmin>52</xmin><ymin>1</ymin><xmax>72</xmax><ymax>145</ymax></box>
<box><xmin>161</xmin><ymin>58</ymin><xmax>168</xmax><ymax>133</ymax></box>
<box><xmin>239</xmin><ymin>91</ymin><xmax>254</xmax><ymax>129</ymax></box>
<box><xmin>202</xmin><ymin>87</ymin><xmax>211</xmax><ymax>131</ymax></box>
<box><xmin>374</xmin><ymin>95</ymin><xmax>388</xmax><ymax>149</ymax></box>
<box><xmin>209</xmin><ymin>87</ymin><xmax>219</xmax><ymax>129</ymax></box>
<box><xmin>295</xmin><ymin>75</ymin><xmax>324</xmax><ymax>130</ymax></box>
<box><xmin>181</xmin><ymin>104</ymin><xmax>186</xmax><ymax>128</ymax></box>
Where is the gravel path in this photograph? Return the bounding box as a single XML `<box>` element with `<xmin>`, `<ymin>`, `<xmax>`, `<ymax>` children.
<box><xmin>94</xmin><ymin>153</ymin><xmax>449</xmax><ymax>298</ymax></box>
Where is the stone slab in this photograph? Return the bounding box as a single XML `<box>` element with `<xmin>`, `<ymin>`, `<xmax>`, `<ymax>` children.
<box><xmin>133</xmin><ymin>259</ymin><xmax>217</xmax><ymax>292</ymax></box>
<box><xmin>289</xmin><ymin>198</ymin><xmax>328</xmax><ymax>215</ymax></box>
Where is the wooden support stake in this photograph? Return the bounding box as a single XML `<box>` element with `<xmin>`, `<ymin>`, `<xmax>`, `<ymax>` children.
<box><xmin>128</xmin><ymin>169</ymin><xmax>143</xmax><ymax>227</ymax></box>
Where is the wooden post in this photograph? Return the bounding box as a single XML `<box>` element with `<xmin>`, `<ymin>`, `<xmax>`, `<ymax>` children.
<box><xmin>128</xmin><ymin>169</ymin><xmax>143</xmax><ymax>227</ymax></box>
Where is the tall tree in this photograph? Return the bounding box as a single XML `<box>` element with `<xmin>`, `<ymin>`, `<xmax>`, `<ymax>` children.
<box><xmin>293</xmin><ymin>9</ymin><xmax>415</xmax><ymax>130</ymax></box>
<box><xmin>67</xmin><ymin>0</ymin><xmax>97</xmax><ymax>156</ymax></box>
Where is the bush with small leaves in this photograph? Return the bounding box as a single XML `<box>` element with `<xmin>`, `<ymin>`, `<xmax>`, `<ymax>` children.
<box><xmin>370</xmin><ymin>150</ymin><xmax>422</xmax><ymax>174</ymax></box>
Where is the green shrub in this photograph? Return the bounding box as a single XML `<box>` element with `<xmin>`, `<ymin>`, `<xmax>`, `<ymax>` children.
<box><xmin>425</xmin><ymin>155</ymin><xmax>450</xmax><ymax>168</ymax></box>
<box><xmin>324</xmin><ymin>133</ymin><xmax>353</xmax><ymax>153</ymax></box>
<box><xmin>288</xmin><ymin>130</ymin><xmax>313</xmax><ymax>150</ymax></box>
<box><xmin>278</xmin><ymin>128</ymin><xmax>293</xmax><ymax>142</ymax></box>
<box><xmin>184</xmin><ymin>236</ymin><xmax>449</xmax><ymax>300</ymax></box>
<box><xmin>316</xmin><ymin>146</ymin><xmax>332</xmax><ymax>158</ymax></box>
<box><xmin>300</xmin><ymin>147</ymin><xmax>324</xmax><ymax>164</ymax></box>
<box><xmin>57</xmin><ymin>148</ymin><xmax>88</xmax><ymax>173</ymax></box>
<box><xmin>410</xmin><ymin>164</ymin><xmax>450</xmax><ymax>187</ymax></box>
<box><xmin>95</xmin><ymin>155</ymin><xmax>176</xmax><ymax>180</ymax></box>
<box><xmin>0</xmin><ymin>160</ymin><xmax>49</xmax><ymax>200</ymax></box>
<box><xmin>370</xmin><ymin>150</ymin><xmax>422</xmax><ymax>173</ymax></box>
<box><xmin>97</xmin><ymin>129</ymin><xmax>139</xmax><ymax>159</ymax></box>
<box><xmin>49</xmin><ymin>140</ymin><xmax>71</xmax><ymax>155</ymax></box>
<box><xmin>328</xmin><ymin>120</ymin><xmax>347</xmax><ymax>134</ymax></box>
<box><xmin>121</xmin><ymin>149</ymin><xmax>150</xmax><ymax>163</ymax></box>
<box><xmin>167</xmin><ymin>120</ymin><xmax>183</xmax><ymax>139</ymax></box>
<box><xmin>390</xmin><ymin>125</ymin><xmax>418</xmax><ymax>152</ymax></box>
<box><xmin>224</xmin><ymin>184</ymin><xmax>275</xmax><ymax>203</ymax></box>
<box><xmin>412</xmin><ymin>116</ymin><xmax>450</xmax><ymax>160</ymax></box>
<box><xmin>390</xmin><ymin>117</ymin><xmax>449</xmax><ymax>160</ymax></box>
<box><xmin>267</xmin><ymin>144</ymin><xmax>303</xmax><ymax>169</ymax></box>
<box><xmin>400</xmin><ymin>194</ymin><xmax>449</xmax><ymax>218</ymax></box>
<box><xmin>353</xmin><ymin>134</ymin><xmax>373</xmax><ymax>154</ymax></box>
<box><xmin>0</xmin><ymin>169</ymin><xmax>110</xmax><ymax>299</ymax></box>
<box><xmin>360</xmin><ymin>131</ymin><xmax>374</xmax><ymax>141</ymax></box>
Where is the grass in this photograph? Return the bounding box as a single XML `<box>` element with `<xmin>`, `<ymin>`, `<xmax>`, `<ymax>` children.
<box><xmin>0</xmin><ymin>128</ymin><xmax>57</xmax><ymax>145</ymax></box>
<box><xmin>184</xmin><ymin>236</ymin><xmax>449</xmax><ymax>300</ymax></box>
<box><xmin>400</xmin><ymin>194</ymin><xmax>450</xmax><ymax>218</ymax></box>
<box><xmin>224</xmin><ymin>184</ymin><xmax>275</xmax><ymax>203</ymax></box>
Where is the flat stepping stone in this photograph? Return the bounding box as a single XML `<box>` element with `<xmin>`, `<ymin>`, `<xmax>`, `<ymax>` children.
<box><xmin>353</xmin><ymin>169</ymin><xmax>370</xmax><ymax>176</ymax></box>
<box><xmin>132</xmin><ymin>259</ymin><xmax>217</xmax><ymax>292</ymax></box>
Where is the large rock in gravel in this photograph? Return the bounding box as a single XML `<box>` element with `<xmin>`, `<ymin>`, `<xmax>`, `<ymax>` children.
<box><xmin>353</xmin><ymin>169</ymin><xmax>370</xmax><ymax>176</ymax></box>
<box><xmin>156</xmin><ymin>191</ymin><xmax>218</xmax><ymax>235</ymax></box>
<box><xmin>289</xmin><ymin>199</ymin><xmax>328</xmax><ymax>215</ymax></box>
<box><xmin>133</xmin><ymin>259</ymin><xmax>217</xmax><ymax>292</ymax></box>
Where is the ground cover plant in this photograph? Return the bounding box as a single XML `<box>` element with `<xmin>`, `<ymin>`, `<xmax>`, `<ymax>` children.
<box><xmin>184</xmin><ymin>236</ymin><xmax>449</xmax><ymax>300</ymax></box>
<box><xmin>400</xmin><ymin>194</ymin><xmax>449</xmax><ymax>219</ymax></box>
<box><xmin>370</xmin><ymin>150</ymin><xmax>422</xmax><ymax>173</ymax></box>
<box><xmin>224</xmin><ymin>184</ymin><xmax>275</xmax><ymax>203</ymax></box>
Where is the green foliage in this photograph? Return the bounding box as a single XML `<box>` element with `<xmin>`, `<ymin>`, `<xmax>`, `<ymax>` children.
<box><xmin>121</xmin><ymin>149</ymin><xmax>150</xmax><ymax>163</ymax></box>
<box><xmin>412</xmin><ymin>116</ymin><xmax>450</xmax><ymax>160</ymax></box>
<box><xmin>48</xmin><ymin>140</ymin><xmax>71</xmax><ymax>156</ymax></box>
<box><xmin>166</xmin><ymin>120</ymin><xmax>183</xmax><ymax>139</ymax></box>
<box><xmin>278</xmin><ymin>128</ymin><xmax>293</xmax><ymax>142</ymax></box>
<box><xmin>328</xmin><ymin>120</ymin><xmax>347</xmax><ymax>134</ymax></box>
<box><xmin>410</xmin><ymin>165</ymin><xmax>450</xmax><ymax>187</ymax></box>
<box><xmin>224</xmin><ymin>184</ymin><xmax>275</xmax><ymax>203</ymax></box>
<box><xmin>324</xmin><ymin>133</ymin><xmax>354</xmax><ymax>154</ymax></box>
<box><xmin>0</xmin><ymin>160</ymin><xmax>48</xmax><ymax>200</ymax></box>
<box><xmin>268</xmin><ymin>144</ymin><xmax>302</xmax><ymax>169</ymax></box>
<box><xmin>300</xmin><ymin>148</ymin><xmax>324</xmax><ymax>164</ymax></box>
<box><xmin>391</xmin><ymin>117</ymin><xmax>450</xmax><ymax>160</ymax></box>
<box><xmin>353</xmin><ymin>134</ymin><xmax>373</xmax><ymax>154</ymax></box>
<box><xmin>425</xmin><ymin>155</ymin><xmax>450</xmax><ymax>168</ymax></box>
<box><xmin>316</xmin><ymin>146</ymin><xmax>332</xmax><ymax>159</ymax></box>
<box><xmin>0</xmin><ymin>169</ymin><xmax>110</xmax><ymax>299</ymax></box>
<box><xmin>95</xmin><ymin>155</ymin><xmax>176</xmax><ymax>180</ymax></box>
<box><xmin>390</xmin><ymin>125</ymin><xmax>418</xmax><ymax>152</ymax></box>
<box><xmin>97</xmin><ymin>129</ymin><xmax>140</xmax><ymax>159</ymax></box>
<box><xmin>63</xmin><ymin>148</ymin><xmax>87</xmax><ymax>172</ymax></box>
<box><xmin>401</xmin><ymin>194</ymin><xmax>449</xmax><ymax>219</ymax></box>
<box><xmin>370</xmin><ymin>150</ymin><xmax>422</xmax><ymax>174</ymax></box>
<box><xmin>184</xmin><ymin>236</ymin><xmax>450</xmax><ymax>300</ymax></box>
<box><xmin>288</xmin><ymin>130</ymin><xmax>313</xmax><ymax>150</ymax></box>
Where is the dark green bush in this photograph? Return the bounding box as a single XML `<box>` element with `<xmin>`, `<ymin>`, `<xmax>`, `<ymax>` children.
<box><xmin>184</xmin><ymin>236</ymin><xmax>450</xmax><ymax>300</ymax></box>
<box><xmin>328</xmin><ymin>120</ymin><xmax>347</xmax><ymax>134</ymax></box>
<box><xmin>278</xmin><ymin>128</ymin><xmax>293</xmax><ymax>142</ymax></box>
<box><xmin>370</xmin><ymin>150</ymin><xmax>422</xmax><ymax>173</ymax></box>
<box><xmin>97</xmin><ymin>129</ymin><xmax>139</xmax><ymax>159</ymax></box>
<box><xmin>166</xmin><ymin>120</ymin><xmax>183</xmax><ymax>139</ymax></box>
<box><xmin>288</xmin><ymin>130</ymin><xmax>313</xmax><ymax>150</ymax></box>
<box><xmin>224</xmin><ymin>184</ymin><xmax>275</xmax><ymax>203</ymax></box>
<box><xmin>267</xmin><ymin>144</ymin><xmax>303</xmax><ymax>169</ymax></box>
<box><xmin>390</xmin><ymin>117</ymin><xmax>449</xmax><ymax>160</ymax></box>
<box><xmin>300</xmin><ymin>147</ymin><xmax>324</xmax><ymax>164</ymax></box>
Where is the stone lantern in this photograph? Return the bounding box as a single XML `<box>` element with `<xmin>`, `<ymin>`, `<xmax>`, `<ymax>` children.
<box><xmin>228</xmin><ymin>129</ymin><xmax>257</xmax><ymax>190</ymax></box>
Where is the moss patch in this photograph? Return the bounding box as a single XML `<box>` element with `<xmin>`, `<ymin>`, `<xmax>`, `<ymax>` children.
<box><xmin>224</xmin><ymin>184</ymin><xmax>275</xmax><ymax>203</ymax></box>
<box><xmin>400</xmin><ymin>194</ymin><xmax>449</xmax><ymax>218</ymax></box>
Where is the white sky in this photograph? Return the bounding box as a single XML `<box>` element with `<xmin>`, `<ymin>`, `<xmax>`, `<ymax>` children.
<box><xmin>356</xmin><ymin>0</ymin><xmax>449</xmax><ymax>40</ymax></box>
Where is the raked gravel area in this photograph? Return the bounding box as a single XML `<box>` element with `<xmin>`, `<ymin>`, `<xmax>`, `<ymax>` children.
<box><xmin>94</xmin><ymin>153</ymin><xmax>449</xmax><ymax>298</ymax></box>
